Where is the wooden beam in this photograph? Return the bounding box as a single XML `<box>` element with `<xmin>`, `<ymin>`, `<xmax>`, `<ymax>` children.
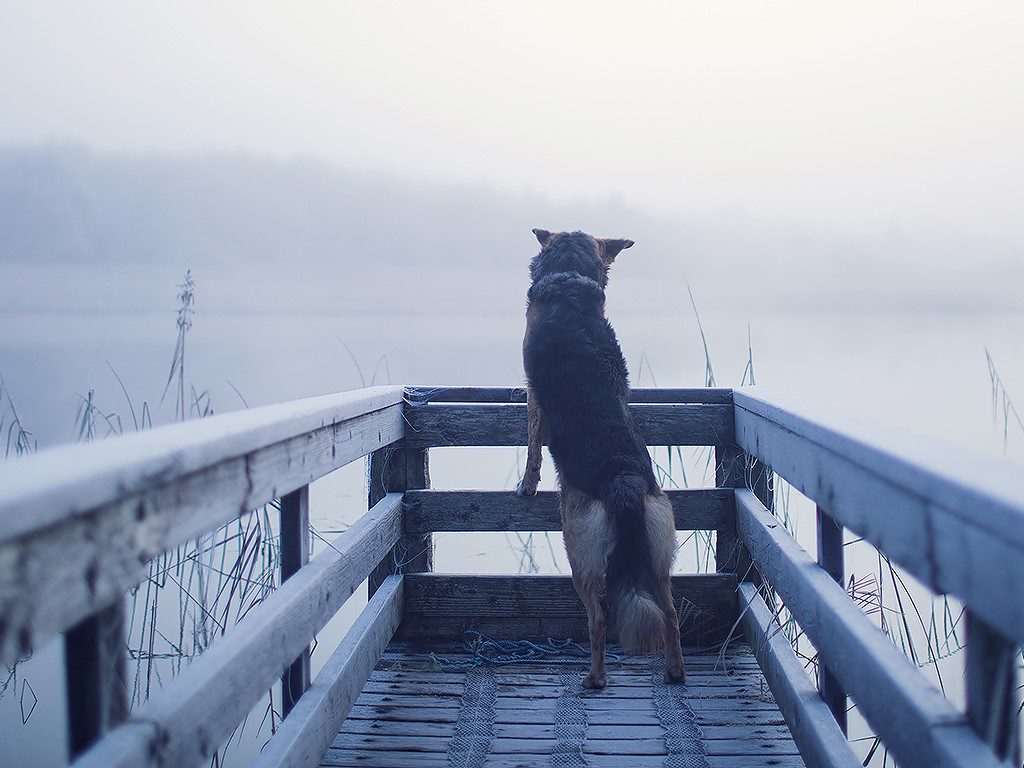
<box><xmin>367</xmin><ymin>446</ymin><xmax>431</xmax><ymax>597</ymax></box>
<box><xmin>0</xmin><ymin>402</ymin><xmax>403</xmax><ymax>668</ymax></box>
<box><xmin>280</xmin><ymin>485</ymin><xmax>311</xmax><ymax>717</ymax></box>
<box><xmin>965</xmin><ymin>613</ymin><xmax>1020</xmax><ymax>762</ymax></box>
<box><xmin>403</xmin><ymin>488</ymin><xmax>732</xmax><ymax>533</ymax></box>
<box><xmin>735</xmin><ymin>489</ymin><xmax>1004</xmax><ymax>768</ymax></box>
<box><xmin>71</xmin><ymin>494</ymin><xmax>403</xmax><ymax>768</ymax></box>
<box><xmin>252</xmin><ymin>575</ymin><xmax>403</xmax><ymax>768</ymax></box>
<box><xmin>715</xmin><ymin>445</ymin><xmax>746</xmax><ymax>575</ymax></box>
<box><xmin>397</xmin><ymin>573</ymin><xmax>736</xmax><ymax>646</ymax></box>
<box><xmin>404</xmin><ymin>386</ymin><xmax>734</xmax><ymax>404</ymax></box>
<box><xmin>816</xmin><ymin>505</ymin><xmax>847</xmax><ymax>734</ymax></box>
<box><xmin>64</xmin><ymin>600</ymin><xmax>128</xmax><ymax>758</ymax></box>
<box><xmin>0</xmin><ymin>386</ymin><xmax>404</xmax><ymax>543</ymax></box>
<box><xmin>403</xmin><ymin>403</ymin><xmax>733</xmax><ymax>448</ymax></box>
<box><xmin>733</xmin><ymin>388</ymin><xmax>1024</xmax><ymax>643</ymax></box>
<box><xmin>737</xmin><ymin>583</ymin><xmax>860</xmax><ymax>768</ymax></box>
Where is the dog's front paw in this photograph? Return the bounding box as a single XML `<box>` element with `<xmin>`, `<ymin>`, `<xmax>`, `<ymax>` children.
<box><xmin>515</xmin><ymin>473</ymin><xmax>539</xmax><ymax>497</ymax></box>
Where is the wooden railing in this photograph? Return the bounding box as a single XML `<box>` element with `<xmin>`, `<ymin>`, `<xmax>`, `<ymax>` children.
<box><xmin>732</xmin><ymin>389</ymin><xmax>1023</xmax><ymax>768</ymax></box>
<box><xmin>0</xmin><ymin>386</ymin><xmax>406</xmax><ymax>767</ymax></box>
<box><xmin>0</xmin><ymin>385</ymin><xmax>1020</xmax><ymax>768</ymax></box>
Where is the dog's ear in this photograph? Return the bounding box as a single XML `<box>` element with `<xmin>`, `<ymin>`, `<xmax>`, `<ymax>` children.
<box><xmin>598</xmin><ymin>238</ymin><xmax>635</xmax><ymax>264</ymax></box>
<box><xmin>532</xmin><ymin>228</ymin><xmax>554</xmax><ymax>247</ymax></box>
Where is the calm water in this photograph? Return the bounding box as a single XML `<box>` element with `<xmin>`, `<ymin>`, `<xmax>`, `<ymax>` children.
<box><xmin>1</xmin><ymin>291</ymin><xmax>1022</xmax><ymax>766</ymax></box>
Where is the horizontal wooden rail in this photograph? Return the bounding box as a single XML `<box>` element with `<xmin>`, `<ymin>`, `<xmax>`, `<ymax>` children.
<box><xmin>733</xmin><ymin>388</ymin><xmax>1024</xmax><ymax>643</ymax></box>
<box><xmin>72</xmin><ymin>494</ymin><xmax>404</xmax><ymax>768</ymax></box>
<box><xmin>405</xmin><ymin>386</ymin><xmax>734</xmax><ymax>404</ymax></box>
<box><xmin>404</xmin><ymin>402</ymin><xmax>733</xmax><ymax>448</ymax></box>
<box><xmin>0</xmin><ymin>386</ymin><xmax>403</xmax><ymax>541</ymax></box>
<box><xmin>735</xmin><ymin>489</ymin><xmax>1003</xmax><ymax>768</ymax></box>
<box><xmin>253</xmin><ymin>575</ymin><xmax>404</xmax><ymax>768</ymax></box>
<box><xmin>398</xmin><ymin>573</ymin><xmax>737</xmax><ymax>647</ymax></box>
<box><xmin>403</xmin><ymin>488</ymin><xmax>733</xmax><ymax>533</ymax></box>
<box><xmin>0</xmin><ymin>388</ymin><xmax>404</xmax><ymax>667</ymax></box>
<box><xmin>738</xmin><ymin>583</ymin><xmax>860</xmax><ymax>768</ymax></box>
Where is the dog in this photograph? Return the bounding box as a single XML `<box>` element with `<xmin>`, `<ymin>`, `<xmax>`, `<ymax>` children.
<box><xmin>515</xmin><ymin>228</ymin><xmax>686</xmax><ymax>688</ymax></box>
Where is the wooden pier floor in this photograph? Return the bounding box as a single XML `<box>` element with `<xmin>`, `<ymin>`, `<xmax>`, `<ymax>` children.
<box><xmin>321</xmin><ymin>641</ymin><xmax>806</xmax><ymax>768</ymax></box>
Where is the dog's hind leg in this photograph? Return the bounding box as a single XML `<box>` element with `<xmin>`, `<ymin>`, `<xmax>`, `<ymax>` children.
<box><xmin>658</xmin><ymin>575</ymin><xmax>686</xmax><ymax>683</ymax></box>
<box><xmin>646</xmin><ymin>492</ymin><xmax>686</xmax><ymax>683</ymax></box>
<box><xmin>562</xmin><ymin>487</ymin><xmax>613</xmax><ymax>688</ymax></box>
<box><xmin>515</xmin><ymin>386</ymin><xmax>543</xmax><ymax>497</ymax></box>
<box><xmin>573</xmin><ymin>570</ymin><xmax>608</xmax><ymax>688</ymax></box>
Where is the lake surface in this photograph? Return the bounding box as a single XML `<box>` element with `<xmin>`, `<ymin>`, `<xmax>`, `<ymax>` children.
<box><xmin>1</xmin><ymin>274</ymin><xmax>1022</xmax><ymax>766</ymax></box>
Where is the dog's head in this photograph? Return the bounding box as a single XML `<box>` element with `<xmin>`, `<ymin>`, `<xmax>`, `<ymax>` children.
<box><xmin>528</xmin><ymin>229</ymin><xmax>634</xmax><ymax>289</ymax></box>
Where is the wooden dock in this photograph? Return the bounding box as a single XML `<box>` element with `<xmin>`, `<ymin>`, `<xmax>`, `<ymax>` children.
<box><xmin>0</xmin><ymin>385</ymin><xmax>1021</xmax><ymax>768</ymax></box>
<box><xmin>322</xmin><ymin>641</ymin><xmax>805</xmax><ymax>768</ymax></box>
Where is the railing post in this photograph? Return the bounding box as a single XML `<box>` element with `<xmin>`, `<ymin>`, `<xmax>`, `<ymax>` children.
<box><xmin>279</xmin><ymin>484</ymin><xmax>311</xmax><ymax>717</ymax></box>
<box><xmin>715</xmin><ymin>444</ymin><xmax>746</xmax><ymax>575</ymax></box>
<box><xmin>965</xmin><ymin>611</ymin><xmax>1020</xmax><ymax>763</ymax></box>
<box><xmin>815</xmin><ymin>505</ymin><xmax>848</xmax><ymax>734</ymax></box>
<box><xmin>368</xmin><ymin>444</ymin><xmax>431</xmax><ymax>597</ymax></box>
<box><xmin>64</xmin><ymin>600</ymin><xmax>128</xmax><ymax>759</ymax></box>
<box><xmin>715</xmin><ymin>444</ymin><xmax>772</xmax><ymax>579</ymax></box>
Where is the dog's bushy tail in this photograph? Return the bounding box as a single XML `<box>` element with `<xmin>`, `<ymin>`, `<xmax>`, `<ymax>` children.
<box><xmin>602</xmin><ymin>472</ymin><xmax>665</xmax><ymax>653</ymax></box>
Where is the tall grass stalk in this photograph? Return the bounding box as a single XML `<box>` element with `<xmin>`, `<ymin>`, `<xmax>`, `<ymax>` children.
<box><xmin>0</xmin><ymin>376</ymin><xmax>36</xmax><ymax>458</ymax></box>
<box><xmin>986</xmin><ymin>348</ymin><xmax>1024</xmax><ymax>453</ymax></box>
<box><xmin>162</xmin><ymin>270</ymin><xmax>196</xmax><ymax>421</ymax></box>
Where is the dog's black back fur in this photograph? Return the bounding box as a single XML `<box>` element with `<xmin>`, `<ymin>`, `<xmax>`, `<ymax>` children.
<box><xmin>524</xmin><ymin>231</ymin><xmax>660</xmax><ymax>601</ymax></box>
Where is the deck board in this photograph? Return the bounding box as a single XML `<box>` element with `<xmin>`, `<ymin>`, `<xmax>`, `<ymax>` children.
<box><xmin>322</xmin><ymin>642</ymin><xmax>806</xmax><ymax>768</ymax></box>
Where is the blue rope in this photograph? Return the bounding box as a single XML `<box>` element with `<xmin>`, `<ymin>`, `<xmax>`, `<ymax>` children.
<box><xmin>430</xmin><ymin>631</ymin><xmax>623</xmax><ymax>671</ymax></box>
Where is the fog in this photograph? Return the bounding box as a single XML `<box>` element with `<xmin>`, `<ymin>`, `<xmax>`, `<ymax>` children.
<box><xmin>2</xmin><ymin>2</ymin><xmax>1023</xmax><ymax>237</ymax></box>
<box><xmin>2</xmin><ymin>6</ymin><xmax>1024</xmax><ymax>768</ymax></box>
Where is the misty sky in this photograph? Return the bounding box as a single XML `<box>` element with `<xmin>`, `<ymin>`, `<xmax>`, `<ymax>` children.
<box><xmin>2</xmin><ymin>2</ymin><xmax>1022</xmax><ymax>240</ymax></box>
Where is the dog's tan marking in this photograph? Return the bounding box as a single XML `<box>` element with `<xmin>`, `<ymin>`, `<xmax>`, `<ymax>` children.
<box><xmin>596</xmin><ymin>237</ymin><xmax>635</xmax><ymax>265</ymax></box>
<box><xmin>646</xmin><ymin>491</ymin><xmax>686</xmax><ymax>681</ymax></box>
<box><xmin>561</xmin><ymin>486</ymin><xmax>613</xmax><ymax>687</ymax></box>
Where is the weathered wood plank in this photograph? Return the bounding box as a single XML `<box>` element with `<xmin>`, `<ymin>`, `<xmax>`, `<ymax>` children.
<box><xmin>736</xmin><ymin>489</ymin><xmax>1004</xmax><ymax>768</ymax></box>
<box><xmin>331</xmin><ymin>732</ymin><xmax>801</xmax><ymax>756</ymax></box>
<box><xmin>366</xmin><ymin>669</ymin><xmax>766</xmax><ymax>687</ymax></box>
<box><xmin>281</xmin><ymin>485</ymin><xmax>312</xmax><ymax>716</ymax></box>
<box><xmin>404</xmin><ymin>488</ymin><xmax>732</xmax><ymax>533</ymax></box>
<box><xmin>964</xmin><ymin>612</ymin><xmax>1020</xmax><ymax>763</ymax></box>
<box><xmin>368</xmin><ymin>446</ymin><xmax>431</xmax><ymax>596</ymax></box>
<box><xmin>0</xmin><ymin>386</ymin><xmax>403</xmax><ymax>542</ymax></box>
<box><xmin>714</xmin><ymin>444</ymin><xmax>746</xmax><ymax>574</ymax></box>
<box><xmin>396</xmin><ymin>573</ymin><xmax>736</xmax><ymax>645</ymax></box>
<box><xmin>374</xmin><ymin>659</ymin><xmax>761</xmax><ymax>675</ymax></box>
<box><xmin>815</xmin><ymin>505</ymin><xmax>848</xmax><ymax>734</ymax></box>
<box><xmin>71</xmin><ymin>494</ymin><xmax>404</xmax><ymax>768</ymax></box>
<box><xmin>734</xmin><ymin>388</ymin><xmax>1024</xmax><ymax>643</ymax></box>
<box><xmin>359</xmin><ymin>679</ymin><xmax>771</xmax><ymax>699</ymax></box>
<box><xmin>254</xmin><ymin>575</ymin><xmax>404</xmax><ymax>768</ymax></box>
<box><xmin>1</xmin><ymin>403</ymin><xmax>404</xmax><ymax>667</ymax></box>
<box><xmin>400</xmin><ymin>573</ymin><xmax>734</xmax><ymax>617</ymax></box>
<box><xmin>321</xmin><ymin>750</ymin><xmax>805</xmax><ymax>768</ymax></box>
<box><xmin>404</xmin><ymin>403</ymin><xmax>733</xmax><ymax>448</ymax></box>
<box><xmin>343</xmin><ymin>703</ymin><xmax>788</xmax><ymax>726</ymax></box>
<box><xmin>738</xmin><ymin>583</ymin><xmax>860</xmax><ymax>768</ymax></box>
<box><xmin>404</xmin><ymin>386</ymin><xmax>734</xmax><ymax>404</ymax></box>
<box><xmin>64</xmin><ymin>600</ymin><xmax>128</xmax><ymax>759</ymax></box>
<box><xmin>352</xmin><ymin>691</ymin><xmax>780</xmax><ymax>711</ymax></box>
<box><xmin>338</xmin><ymin>717</ymin><xmax>795</xmax><ymax>740</ymax></box>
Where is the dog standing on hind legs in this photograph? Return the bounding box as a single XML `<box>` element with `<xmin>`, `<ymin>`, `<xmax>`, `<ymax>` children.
<box><xmin>515</xmin><ymin>228</ymin><xmax>686</xmax><ymax>688</ymax></box>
